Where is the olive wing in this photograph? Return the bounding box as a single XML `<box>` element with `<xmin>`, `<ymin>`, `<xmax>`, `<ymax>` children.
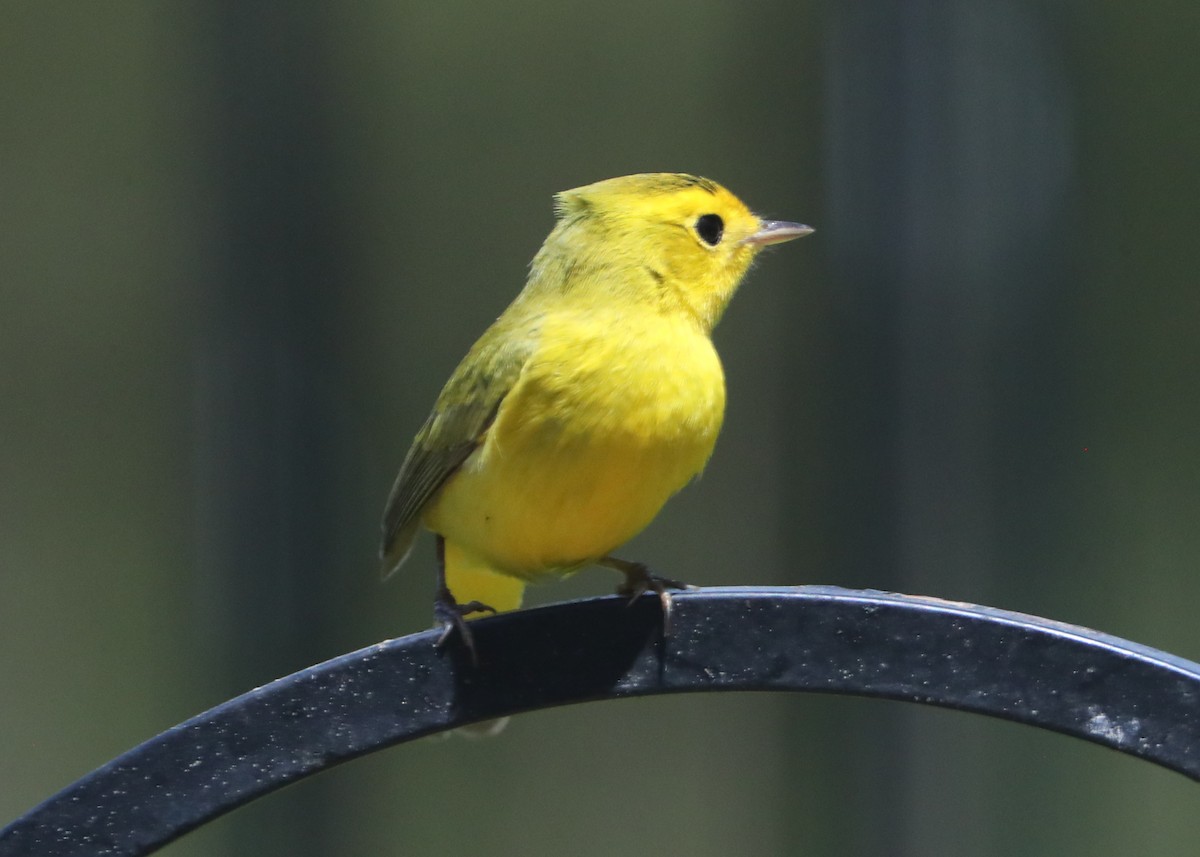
<box><xmin>379</xmin><ymin>326</ymin><xmax>534</xmax><ymax>578</ymax></box>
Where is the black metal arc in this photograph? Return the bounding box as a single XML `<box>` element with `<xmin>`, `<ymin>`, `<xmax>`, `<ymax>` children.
<box><xmin>3</xmin><ymin>586</ymin><xmax>1199</xmax><ymax>857</ymax></box>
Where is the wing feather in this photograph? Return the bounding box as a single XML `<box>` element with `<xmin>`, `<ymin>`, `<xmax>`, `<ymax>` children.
<box><xmin>379</xmin><ymin>321</ymin><xmax>535</xmax><ymax>577</ymax></box>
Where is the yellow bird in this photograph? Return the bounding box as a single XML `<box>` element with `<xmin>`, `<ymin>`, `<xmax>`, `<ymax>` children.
<box><xmin>380</xmin><ymin>173</ymin><xmax>811</xmax><ymax>654</ymax></box>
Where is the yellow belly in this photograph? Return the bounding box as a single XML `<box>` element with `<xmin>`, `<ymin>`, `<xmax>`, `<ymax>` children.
<box><xmin>424</xmin><ymin>310</ymin><xmax>725</xmax><ymax>585</ymax></box>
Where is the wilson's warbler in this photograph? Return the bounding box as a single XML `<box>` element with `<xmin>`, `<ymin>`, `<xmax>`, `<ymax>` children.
<box><xmin>381</xmin><ymin>173</ymin><xmax>811</xmax><ymax>655</ymax></box>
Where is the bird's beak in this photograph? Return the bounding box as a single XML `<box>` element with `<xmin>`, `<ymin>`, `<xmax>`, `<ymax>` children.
<box><xmin>743</xmin><ymin>220</ymin><xmax>814</xmax><ymax>246</ymax></box>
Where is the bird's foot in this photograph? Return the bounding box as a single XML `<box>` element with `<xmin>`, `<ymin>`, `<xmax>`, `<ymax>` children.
<box><xmin>601</xmin><ymin>557</ymin><xmax>696</xmax><ymax>634</ymax></box>
<box><xmin>433</xmin><ymin>587</ymin><xmax>496</xmax><ymax>665</ymax></box>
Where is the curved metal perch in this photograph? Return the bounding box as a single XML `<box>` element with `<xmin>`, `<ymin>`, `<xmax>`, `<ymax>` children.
<box><xmin>3</xmin><ymin>586</ymin><xmax>1199</xmax><ymax>857</ymax></box>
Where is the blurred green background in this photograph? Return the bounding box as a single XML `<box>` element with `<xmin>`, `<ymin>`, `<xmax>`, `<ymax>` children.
<box><xmin>3</xmin><ymin>2</ymin><xmax>1200</xmax><ymax>855</ymax></box>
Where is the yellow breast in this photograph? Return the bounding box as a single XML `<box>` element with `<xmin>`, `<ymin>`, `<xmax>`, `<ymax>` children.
<box><xmin>424</xmin><ymin>308</ymin><xmax>725</xmax><ymax>578</ymax></box>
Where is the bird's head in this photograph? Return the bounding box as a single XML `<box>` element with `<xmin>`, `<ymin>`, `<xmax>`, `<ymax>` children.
<box><xmin>536</xmin><ymin>173</ymin><xmax>811</xmax><ymax>330</ymax></box>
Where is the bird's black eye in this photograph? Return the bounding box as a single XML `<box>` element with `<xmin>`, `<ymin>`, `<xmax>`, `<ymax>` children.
<box><xmin>695</xmin><ymin>213</ymin><xmax>724</xmax><ymax>246</ymax></box>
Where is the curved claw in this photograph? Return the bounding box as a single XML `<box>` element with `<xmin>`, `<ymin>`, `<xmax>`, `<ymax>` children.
<box><xmin>600</xmin><ymin>557</ymin><xmax>694</xmax><ymax>635</ymax></box>
<box><xmin>434</xmin><ymin>589</ymin><xmax>496</xmax><ymax>665</ymax></box>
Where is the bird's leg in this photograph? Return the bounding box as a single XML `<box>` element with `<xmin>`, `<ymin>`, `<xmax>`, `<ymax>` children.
<box><xmin>598</xmin><ymin>555</ymin><xmax>696</xmax><ymax>634</ymax></box>
<box><xmin>433</xmin><ymin>535</ymin><xmax>496</xmax><ymax>665</ymax></box>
